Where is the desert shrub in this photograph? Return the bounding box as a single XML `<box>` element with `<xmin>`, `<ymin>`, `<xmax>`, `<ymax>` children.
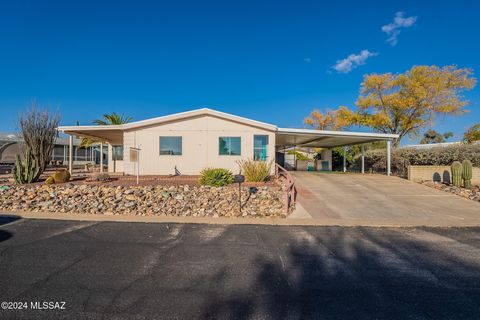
<box><xmin>332</xmin><ymin>147</ymin><xmax>356</xmax><ymax>171</ymax></box>
<box><xmin>91</xmin><ymin>173</ymin><xmax>111</xmax><ymax>182</ymax></box>
<box><xmin>237</xmin><ymin>159</ymin><xmax>272</xmax><ymax>182</ymax></box>
<box><xmin>199</xmin><ymin>168</ymin><xmax>233</xmax><ymax>187</ymax></box>
<box><xmin>358</xmin><ymin>143</ymin><xmax>480</xmax><ymax>177</ymax></box>
<box><xmin>287</xmin><ymin>150</ymin><xmax>310</xmax><ymax>160</ymax></box>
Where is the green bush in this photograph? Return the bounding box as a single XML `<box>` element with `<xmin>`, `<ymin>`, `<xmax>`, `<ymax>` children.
<box><xmin>91</xmin><ymin>173</ymin><xmax>111</xmax><ymax>182</ymax></box>
<box><xmin>287</xmin><ymin>150</ymin><xmax>310</xmax><ymax>160</ymax></box>
<box><xmin>199</xmin><ymin>168</ymin><xmax>233</xmax><ymax>187</ymax></box>
<box><xmin>358</xmin><ymin>143</ymin><xmax>480</xmax><ymax>177</ymax></box>
<box><xmin>237</xmin><ymin>159</ymin><xmax>272</xmax><ymax>182</ymax></box>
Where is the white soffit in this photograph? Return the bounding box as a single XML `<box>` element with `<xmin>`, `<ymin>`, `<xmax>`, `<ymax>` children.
<box><xmin>276</xmin><ymin>128</ymin><xmax>398</xmax><ymax>147</ymax></box>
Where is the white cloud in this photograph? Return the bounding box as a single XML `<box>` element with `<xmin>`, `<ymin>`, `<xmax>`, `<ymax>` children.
<box><xmin>382</xmin><ymin>12</ymin><xmax>417</xmax><ymax>46</ymax></box>
<box><xmin>332</xmin><ymin>50</ymin><xmax>377</xmax><ymax>74</ymax></box>
<box><xmin>303</xmin><ymin>57</ymin><xmax>311</xmax><ymax>63</ymax></box>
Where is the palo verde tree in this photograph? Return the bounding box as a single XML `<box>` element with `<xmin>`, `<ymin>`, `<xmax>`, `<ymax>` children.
<box><xmin>304</xmin><ymin>109</ymin><xmax>348</xmax><ymax>130</ymax></box>
<box><xmin>304</xmin><ymin>108</ymin><xmax>385</xmax><ymax>171</ymax></box>
<box><xmin>463</xmin><ymin>123</ymin><xmax>480</xmax><ymax>144</ymax></box>
<box><xmin>331</xmin><ymin>65</ymin><xmax>476</xmax><ymax>146</ymax></box>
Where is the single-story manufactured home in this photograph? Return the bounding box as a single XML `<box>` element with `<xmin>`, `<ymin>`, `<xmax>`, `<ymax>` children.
<box><xmin>58</xmin><ymin>108</ymin><xmax>398</xmax><ymax>175</ymax></box>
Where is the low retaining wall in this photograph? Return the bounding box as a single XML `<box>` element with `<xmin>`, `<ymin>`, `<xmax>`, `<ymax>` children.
<box><xmin>408</xmin><ymin>165</ymin><xmax>480</xmax><ymax>184</ymax></box>
<box><xmin>0</xmin><ymin>184</ymin><xmax>288</xmax><ymax>218</ymax></box>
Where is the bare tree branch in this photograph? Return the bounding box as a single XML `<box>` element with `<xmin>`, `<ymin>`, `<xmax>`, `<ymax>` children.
<box><xmin>19</xmin><ymin>102</ymin><xmax>60</xmax><ymax>172</ymax></box>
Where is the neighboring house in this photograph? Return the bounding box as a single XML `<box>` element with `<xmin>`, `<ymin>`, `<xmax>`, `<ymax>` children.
<box><xmin>59</xmin><ymin>108</ymin><xmax>398</xmax><ymax>175</ymax></box>
<box><xmin>0</xmin><ymin>132</ymin><xmax>105</xmax><ymax>166</ymax></box>
<box><xmin>403</xmin><ymin>141</ymin><xmax>479</xmax><ymax>149</ymax></box>
<box><xmin>402</xmin><ymin>142</ymin><xmax>463</xmax><ymax>149</ymax></box>
<box><xmin>281</xmin><ymin>147</ymin><xmax>333</xmax><ymax>171</ymax></box>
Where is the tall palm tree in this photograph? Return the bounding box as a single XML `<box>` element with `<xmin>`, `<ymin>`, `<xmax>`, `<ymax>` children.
<box><xmin>80</xmin><ymin>112</ymin><xmax>133</xmax><ymax>147</ymax></box>
<box><xmin>92</xmin><ymin>112</ymin><xmax>134</xmax><ymax>126</ymax></box>
<box><xmin>79</xmin><ymin>112</ymin><xmax>133</xmax><ymax>172</ymax></box>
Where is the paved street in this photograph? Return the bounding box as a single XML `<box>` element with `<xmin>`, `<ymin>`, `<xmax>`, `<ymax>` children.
<box><xmin>0</xmin><ymin>218</ymin><xmax>480</xmax><ymax>319</ymax></box>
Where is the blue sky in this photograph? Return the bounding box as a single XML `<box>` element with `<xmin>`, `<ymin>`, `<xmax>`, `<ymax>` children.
<box><xmin>0</xmin><ymin>0</ymin><xmax>479</xmax><ymax>144</ymax></box>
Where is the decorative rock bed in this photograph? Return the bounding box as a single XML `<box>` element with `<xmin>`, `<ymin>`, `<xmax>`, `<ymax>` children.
<box><xmin>0</xmin><ymin>184</ymin><xmax>288</xmax><ymax>218</ymax></box>
<box><xmin>420</xmin><ymin>180</ymin><xmax>480</xmax><ymax>202</ymax></box>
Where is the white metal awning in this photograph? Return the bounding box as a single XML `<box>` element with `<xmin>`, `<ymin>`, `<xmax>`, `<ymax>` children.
<box><xmin>276</xmin><ymin>128</ymin><xmax>398</xmax><ymax>148</ymax></box>
<box><xmin>58</xmin><ymin>126</ymin><xmax>124</xmax><ymax>145</ymax></box>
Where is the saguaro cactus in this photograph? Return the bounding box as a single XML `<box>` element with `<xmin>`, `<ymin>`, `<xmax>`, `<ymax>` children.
<box><xmin>451</xmin><ymin>161</ymin><xmax>463</xmax><ymax>188</ymax></box>
<box><xmin>13</xmin><ymin>148</ymin><xmax>41</xmax><ymax>184</ymax></box>
<box><xmin>462</xmin><ymin>159</ymin><xmax>473</xmax><ymax>188</ymax></box>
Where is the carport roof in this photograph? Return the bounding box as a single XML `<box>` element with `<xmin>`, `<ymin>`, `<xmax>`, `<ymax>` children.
<box><xmin>276</xmin><ymin>128</ymin><xmax>398</xmax><ymax>148</ymax></box>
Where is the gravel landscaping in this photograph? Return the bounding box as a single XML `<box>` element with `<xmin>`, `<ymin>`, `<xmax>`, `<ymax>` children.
<box><xmin>420</xmin><ymin>180</ymin><xmax>480</xmax><ymax>202</ymax></box>
<box><xmin>0</xmin><ymin>183</ymin><xmax>288</xmax><ymax>218</ymax></box>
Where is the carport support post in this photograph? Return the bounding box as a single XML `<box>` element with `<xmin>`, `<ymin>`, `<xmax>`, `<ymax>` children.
<box><xmin>343</xmin><ymin>147</ymin><xmax>347</xmax><ymax>173</ymax></box>
<box><xmin>361</xmin><ymin>144</ymin><xmax>365</xmax><ymax>174</ymax></box>
<box><xmin>100</xmin><ymin>142</ymin><xmax>104</xmax><ymax>173</ymax></box>
<box><xmin>386</xmin><ymin>140</ymin><xmax>392</xmax><ymax>176</ymax></box>
<box><xmin>68</xmin><ymin>135</ymin><xmax>73</xmax><ymax>174</ymax></box>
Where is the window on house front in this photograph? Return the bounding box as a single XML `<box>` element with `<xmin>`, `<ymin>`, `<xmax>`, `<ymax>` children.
<box><xmin>253</xmin><ymin>135</ymin><xmax>269</xmax><ymax>161</ymax></box>
<box><xmin>52</xmin><ymin>145</ymin><xmax>65</xmax><ymax>161</ymax></box>
<box><xmin>160</xmin><ymin>136</ymin><xmax>182</xmax><ymax>155</ymax></box>
<box><xmin>112</xmin><ymin>146</ymin><xmax>124</xmax><ymax>161</ymax></box>
<box><xmin>219</xmin><ymin>137</ymin><xmax>241</xmax><ymax>155</ymax></box>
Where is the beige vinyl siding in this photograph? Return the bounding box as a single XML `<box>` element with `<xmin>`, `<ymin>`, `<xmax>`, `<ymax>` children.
<box><xmin>122</xmin><ymin>115</ymin><xmax>275</xmax><ymax>175</ymax></box>
<box><xmin>107</xmin><ymin>144</ymin><xmax>124</xmax><ymax>173</ymax></box>
<box><xmin>122</xmin><ymin>131</ymin><xmax>136</xmax><ymax>174</ymax></box>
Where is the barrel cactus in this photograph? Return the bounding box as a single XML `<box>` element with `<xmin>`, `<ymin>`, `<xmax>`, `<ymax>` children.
<box><xmin>12</xmin><ymin>148</ymin><xmax>41</xmax><ymax>184</ymax></box>
<box><xmin>451</xmin><ymin>161</ymin><xmax>463</xmax><ymax>187</ymax></box>
<box><xmin>45</xmin><ymin>176</ymin><xmax>55</xmax><ymax>185</ymax></box>
<box><xmin>462</xmin><ymin>160</ymin><xmax>473</xmax><ymax>188</ymax></box>
<box><xmin>45</xmin><ymin>170</ymin><xmax>71</xmax><ymax>185</ymax></box>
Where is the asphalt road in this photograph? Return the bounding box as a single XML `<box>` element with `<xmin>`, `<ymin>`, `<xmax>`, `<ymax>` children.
<box><xmin>0</xmin><ymin>218</ymin><xmax>479</xmax><ymax>319</ymax></box>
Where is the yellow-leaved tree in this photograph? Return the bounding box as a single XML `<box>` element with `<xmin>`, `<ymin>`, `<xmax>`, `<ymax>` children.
<box><xmin>305</xmin><ymin>65</ymin><xmax>476</xmax><ymax>146</ymax></box>
<box><xmin>463</xmin><ymin>123</ymin><xmax>480</xmax><ymax>144</ymax></box>
<box><xmin>304</xmin><ymin>109</ymin><xmax>347</xmax><ymax>130</ymax></box>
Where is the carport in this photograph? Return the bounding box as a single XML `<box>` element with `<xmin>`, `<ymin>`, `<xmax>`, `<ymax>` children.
<box><xmin>275</xmin><ymin>128</ymin><xmax>399</xmax><ymax>175</ymax></box>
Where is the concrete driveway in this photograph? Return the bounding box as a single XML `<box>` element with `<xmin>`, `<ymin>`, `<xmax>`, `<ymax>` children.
<box><xmin>1</xmin><ymin>218</ymin><xmax>480</xmax><ymax>319</ymax></box>
<box><xmin>292</xmin><ymin>172</ymin><xmax>480</xmax><ymax>226</ymax></box>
